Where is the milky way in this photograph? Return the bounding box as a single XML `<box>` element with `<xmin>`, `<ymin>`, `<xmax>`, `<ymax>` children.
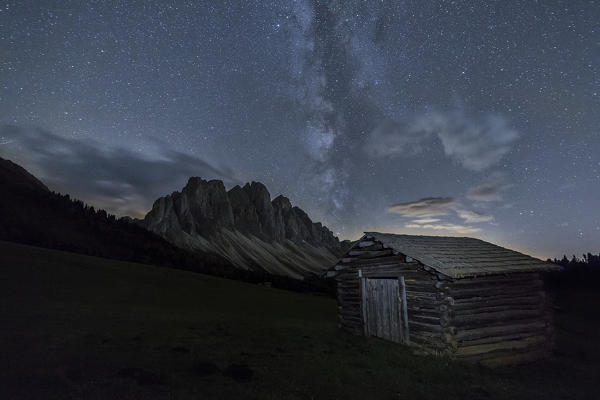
<box><xmin>1</xmin><ymin>1</ymin><xmax>599</xmax><ymax>258</ymax></box>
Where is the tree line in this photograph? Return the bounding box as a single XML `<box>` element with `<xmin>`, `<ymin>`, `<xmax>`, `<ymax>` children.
<box><xmin>546</xmin><ymin>252</ymin><xmax>600</xmax><ymax>287</ymax></box>
<box><xmin>548</xmin><ymin>253</ymin><xmax>600</xmax><ymax>269</ymax></box>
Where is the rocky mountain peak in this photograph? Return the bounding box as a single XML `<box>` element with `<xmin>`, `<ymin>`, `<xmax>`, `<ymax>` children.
<box><xmin>1</xmin><ymin>157</ymin><xmax>345</xmax><ymax>279</ymax></box>
<box><xmin>272</xmin><ymin>195</ymin><xmax>292</xmax><ymax>211</ymax></box>
<box><xmin>142</xmin><ymin>177</ymin><xmax>344</xmax><ymax>276</ymax></box>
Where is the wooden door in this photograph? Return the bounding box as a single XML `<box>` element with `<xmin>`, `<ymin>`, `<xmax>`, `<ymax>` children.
<box><xmin>364</xmin><ymin>278</ymin><xmax>405</xmax><ymax>343</ymax></box>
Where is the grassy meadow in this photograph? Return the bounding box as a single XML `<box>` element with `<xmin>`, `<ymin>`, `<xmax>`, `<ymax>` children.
<box><xmin>1</xmin><ymin>240</ymin><xmax>599</xmax><ymax>399</ymax></box>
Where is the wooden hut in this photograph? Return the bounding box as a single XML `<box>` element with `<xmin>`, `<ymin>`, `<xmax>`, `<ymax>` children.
<box><xmin>327</xmin><ymin>232</ymin><xmax>561</xmax><ymax>366</ymax></box>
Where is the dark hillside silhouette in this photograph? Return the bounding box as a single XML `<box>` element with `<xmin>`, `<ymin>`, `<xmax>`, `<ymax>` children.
<box><xmin>0</xmin><ymin>157</ymin><xmax>233</xmax><ymax>274</ymax></box>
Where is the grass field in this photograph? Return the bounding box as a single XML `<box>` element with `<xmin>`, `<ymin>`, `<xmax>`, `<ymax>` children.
<box><xmin>1</xmin><ymin>240</ymin><xmax>599</xmax><ymax>399</ymax></box>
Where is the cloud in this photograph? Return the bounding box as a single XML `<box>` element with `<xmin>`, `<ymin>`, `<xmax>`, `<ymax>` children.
<box><xmin>404</xmin><ymin>223</ymin><xmax>481</xmax><ymax>235</ymax></box>
<box><xmin>421</xmin><ymin>112</ymin><xmax>519</xmax><ymax>171</ymax></box>
<box><xmin>366</xmin><ymin>110</ymin><xmax>519</xmax><ymax>171</ymax></box>
<box><xmin>0</xmin><ymin>125</ymin><xmax>238</xmax><ymax>217</ymax></box>
<box><xmin>388</xmin><ymin>196</ymin><xmax>493</xmax><ymax>230</ymax></box>
<box><xmin>412</xmin><ymin>218</ymin><xmax>441</xmax><ymax>224</ymax></box>
<box><xmin>467</xmin><ymin>172</ymin><xmax>513</xmax><ymax>202</ymax></box>
<box><xmin>455</xmin><ymin>209</ymin><xmax>494</xmax><ymax>223</ymax></box>
<box><xmin>365</xmin><ymin>120</ymin><xmax>430</xmax><ymax>158</ymax></box>
<box><xmin>388</xmin><ymin>197</ymin><xmax>457</xmax><ymax>218</ymax></box>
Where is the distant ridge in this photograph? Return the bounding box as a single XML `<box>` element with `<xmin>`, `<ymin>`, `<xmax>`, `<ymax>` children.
<box><xmin>143</xmin><ymin>177</ymin><xmax>348</xmax><ymax>278</ymax></box>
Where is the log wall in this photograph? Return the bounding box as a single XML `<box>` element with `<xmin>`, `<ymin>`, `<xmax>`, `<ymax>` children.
<box><xmin>441</xmin><ymin>272</ymin><xmax>553</xmax><ymax>366</ymax></box>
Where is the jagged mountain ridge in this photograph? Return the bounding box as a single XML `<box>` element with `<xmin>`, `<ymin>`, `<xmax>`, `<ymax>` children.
<box><xmin>143</xmin><ymin>177</ymin><xmax>345</xmax><ymax>278</ymax></box>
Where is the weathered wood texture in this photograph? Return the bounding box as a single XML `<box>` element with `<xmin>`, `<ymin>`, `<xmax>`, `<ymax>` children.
<box><xmin>335</xmin><ymin>269</ymin><xmax>362</xmax><ymax>335</ymax></box>
<box><xmin>441</xmin><ymin>272</ymin><xmax>553</xmax><ymax>366</ymax></box>
<box><xmin>333</xmin><ymin>237</ymin><xmax>555</xmax><ymax>366</ymax></box>
<box><xmin>364</xmin><ymin>278</ymin><xmax>403</xmax><ymax>343</ymax></box>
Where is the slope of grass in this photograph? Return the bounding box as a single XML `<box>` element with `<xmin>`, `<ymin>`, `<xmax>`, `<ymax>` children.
<box><xmin>1</xmin><ymin>240</ymin><xmax>598</xmax><ymax>399</ymax></box>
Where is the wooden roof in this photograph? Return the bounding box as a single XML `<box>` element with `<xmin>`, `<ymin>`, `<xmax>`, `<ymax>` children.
<box><xmin>363</xmin><ymin>232</ymin><xmax>561</xmax><ymax>279</ymax></box>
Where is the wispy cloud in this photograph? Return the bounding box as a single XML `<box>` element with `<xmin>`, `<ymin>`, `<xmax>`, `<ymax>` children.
<box><xmin>412</xmin><ymin>218</ymin><xmax>441</xmax><ymax>224</ymax></box>
<box><xmin>455</xmin><ymin>209</ymin><xmax>494</xmax><ymax>223</ymax></box>
<box><xmin>388</xmin><ymin>196</ymin><xmax>493</xmax><ymax>234</ymax></box>
<box><xmin>366</xmin><ymin>110</ymin><xmax>519</xmax><ymax>171</ymax></box>
<box><xmin>388</xmin><ymin>197</ymin><xmax>457</xmax><ymax>218</ymax></box>
<box><xmin>467</xmin><ymin>172</ymin><xmax>513</xmax><ymax>202</ymax></box>
<box><xmin>405</xmin><ymin>223</ymin><xmax>481</xmax><ymax>235</ymax></box>
<box><xmin>366</xmin><ymin>121</ymin><xmax>428</xmax><ymax>158</ymax></box>
<box><xmin>0</xmin><ymin>125</ymin><xmax>238</xmax><ymax>217</ymax></box>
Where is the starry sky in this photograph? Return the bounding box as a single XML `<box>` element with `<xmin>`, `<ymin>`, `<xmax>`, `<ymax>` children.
<box><xmin>1</xmin><ymin>1</ymin><xmax>599</xmax><ymax>259</ymax></box>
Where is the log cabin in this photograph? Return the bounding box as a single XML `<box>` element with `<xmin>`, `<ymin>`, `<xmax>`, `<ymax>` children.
<box><xmin>326</xmin><ymin>232</ymin><xmax>562</xmax><ymax>367</ymax></box>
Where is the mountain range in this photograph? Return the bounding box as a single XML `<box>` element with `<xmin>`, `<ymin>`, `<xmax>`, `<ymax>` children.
<box><xmin>0</xmin><ymin>156</ymin><xmax>346</xmax><ymax>280</ymax></box>
<box><xmin>142</xmin><ymin>177</ymin><xmax>347</xmax><ymax>279</ymax></box>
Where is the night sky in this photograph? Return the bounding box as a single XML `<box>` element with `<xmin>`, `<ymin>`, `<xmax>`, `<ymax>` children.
<box><xmin>1</xmin><ymin>1</ymin><xmax>599</xmax><ymax>259</ymax></box>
